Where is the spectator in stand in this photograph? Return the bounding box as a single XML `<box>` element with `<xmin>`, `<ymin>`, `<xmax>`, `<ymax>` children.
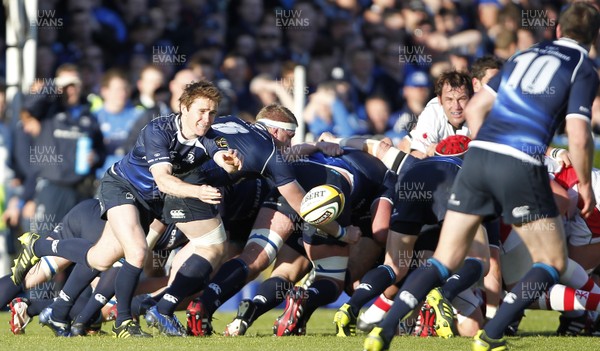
<box><xmin>249</xmin><ymin>74</ymin><xmax>294</xmax><ymax>112</ymax></box>
<box><xmin>122</xmin><ymin>69</ymin><xmax>199</xmax><ymax>152</ymax></box>
<box><xmin>374</xmin><ymin>39</ymin><xmax>409</xmax><ymax>110</ymax></box>
<box><xmin>221</xmin><ymin>54</ymin><xmax>253</xmax><ymax>115</ymax></box>
<box><xmin>128</xmin><ymin>15</ymin><xmax>157</xmax><ymax>56</ymax></box>
<box><xmin>494</xmin><ymin>29</ymin><xmax>517</xmax><ymax>61</ymax></box>
<box><xmin>303</xmin><ymin>80</ymin><xmax>369</xmax><ymax>139</ymax></box>
<box><xmin>516</xmin><ymin>27</ymin><xmax>537</xmax><ymax>52</ymax></box>
<box><xmin>286</xmin><ymin>1</ymin><xmax>320</xmax><ymax>66</ymax></box>
<box><xmin>254</xmin><ymin>52</ymin><xmax>284</xmax><ymax>78</ymax></box>
<box><xmin>362</xmin><ymin>95</ymin><xmax>400</xmax><ymax>141</ymax></box>
<box><xmin>401</xmin><ymin>0</ymin><xmax>430</xmax><ymax>34</ymax></box>
<box><xmin>448</xmin><ymin>50</ymin><xmax>471</xmax><ymax>72</ymax></box>
<box><xmin>61</xmin><ymin>9</ymin><xmax>101</xmax><ymax>66</ymax></box>
<box><xmin>478</xmin><ymin>0</ymin><xmax>502</xmax><ymax>39</ymax></box>
<box><xmin>23</xmin><ymin>64</ymin><xmax>106</xmax><ymax>233</ymax></box>
<box><xmin>363</xmin><ymin>0</ymin><xmax>397</xmax><ymax>25</ymax></box>
<box><xmin>91</xmin><ymin>69</ymin><xmax>145</xmax><ymax>179</ymax></box>
<box><xmin>158</xmin><ymin>0</ymin><xmax>194</xmax><ymax>56</ymax></box>
<box><xmin>426</xmin><ymin>6</ymin><xmax>483</xmax><ymax>58</ymax></box>
<box><xmin>234</xmin><ymin>34</ymin><xmax>257</xmax><ymax>60</ymax></box>
<box><xmin>392</xmin><ymin>71</ymin><xmax>431</xmax><ymax>150</ymax></box>
<box><xmin>188</xmin><ymin>54</ymin><xmax>217</xmax><ymax>82</ymax></box>
<box><xmin>132</xmin><ymin>65</ymin><xmax>169</xmax><ymax>116</ymax></box>
<box><xmin>36</xmin><ymin>47</ymin><xmax>57</xmax><ymax>81</ymax></box>
<box><xmin>345</xmin><ymin>47</ymin><xmax>386</xmax><ymax>110</ymax></box>
<box><xmin>254</xmin><ymin>21</ymin><xmax>285</xmax><ymax>70</ymax></box>
<box><xmin>226</xmin><ymin>0</ymin><xmax>264</xmax><ymax>43</ymax></box>
<box><xmin>115</xmin><ymin>0</ymin><xmax>150</xmax><ymax>28</ymax></box>
<box><xmin>190</xmin><ymin>41</ymin><xmax>224</xmax><ymax>72</ymax></box>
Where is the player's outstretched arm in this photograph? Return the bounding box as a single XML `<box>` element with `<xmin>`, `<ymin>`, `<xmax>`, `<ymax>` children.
<box><xmin>290</xmin><ymin>141</ymin><xmax>343</xmax><ymax>157</ymax></box>
<box><xmin>151</xmin><ymin>163</ymin><xmax>222</xmax><ymax>204</ymax></box>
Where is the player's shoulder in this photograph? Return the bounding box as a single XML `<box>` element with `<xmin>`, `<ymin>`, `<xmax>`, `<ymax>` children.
<box><xmin>146</xmin><ymin>113</ymin><xmax>177</xmax><ymax>130</ymax></box>
<box><xmin>141</xmin><ymin>114</ymin><xmax>177</xmax><ymax>139</ymax></box>
<box><xmin>423</xmin><ymin>97</ymin><xmax>440</xmax><ymax>109</ymax></box>
<box><xmin>419</xmin><ymin>98</ymin><xmax>443</xmax><ymax>120</ymax></box>
<box><xmin>210</xmin><ymin>115</ymin><xmax>257</xmax><ymax>135</ymax></box>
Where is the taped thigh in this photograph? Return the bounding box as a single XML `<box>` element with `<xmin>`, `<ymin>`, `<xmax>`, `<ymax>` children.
<box><xmin>189</xmin><ymin>222</ymin><xmax>227</xmax><ymax>247</ymax></box>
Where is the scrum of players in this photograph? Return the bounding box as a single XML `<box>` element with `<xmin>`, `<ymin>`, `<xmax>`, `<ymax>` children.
<box><xmin>4</xmin><ymin>4</ymin><xmax>600</xmax><ymax>351</ymax></box>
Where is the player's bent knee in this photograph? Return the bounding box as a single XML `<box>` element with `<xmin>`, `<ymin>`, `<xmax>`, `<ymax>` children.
<box><xmin>245</xmin><ymin>228</ymin><xmax>284</xmax><ymax>267</ymax></box>
<box><xmin>124</xmin><ymin>247</ymin><xmax>148</xmax><ymax>267</ymax></box>
<box><xmin>24</xmin><ymin>257</ymin><xmax>61</xmax><ymax>289</ymax></box>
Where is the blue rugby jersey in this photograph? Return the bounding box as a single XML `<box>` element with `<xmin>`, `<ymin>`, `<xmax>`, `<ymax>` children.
<box><xmin>113</xmin><ymin>114</ymin><xmax>211</xmax><ymax>200</ymax></box>
<box><xmin>474</xmin><ymin>38</ymin><xmax>599</xmax><ymax>163</ymax></box>
<box><xmin>202</xmin><ymin>116</ymin><xmax>296</xmax><ymax>187</ymax></box>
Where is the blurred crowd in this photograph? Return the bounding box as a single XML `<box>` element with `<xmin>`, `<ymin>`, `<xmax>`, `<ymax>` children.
<box><xmin>0</xmin><ymin>0</ymin><xmax>594</xmax><ymax>274</ymax></box>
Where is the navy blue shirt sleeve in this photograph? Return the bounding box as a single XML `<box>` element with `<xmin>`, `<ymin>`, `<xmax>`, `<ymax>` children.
<box><xmin>567</xmin><ymin>61</ymin><xmax>599</xmax><ymax>120</ymax></box>
<box><xmin>263</xmin><ymin>149</ymin><xmax>297</xmax><ymax>187</ymax></box>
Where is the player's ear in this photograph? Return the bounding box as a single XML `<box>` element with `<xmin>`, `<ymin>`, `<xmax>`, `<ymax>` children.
<box><xmin>556</xmin><ymin>24</ymin><xmax>562</xmax><ymax>39</ymax></box>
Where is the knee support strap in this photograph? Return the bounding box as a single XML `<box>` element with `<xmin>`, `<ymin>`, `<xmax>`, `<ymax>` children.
<box><xmin>245</xmin><ymin>229</ymin><xmax>284</xmax><ymax>264</ymax></box>
<box><xmin>312</xmin><ymin>256</ymin><xmax>348</xmax><ymax>281</ymax></box>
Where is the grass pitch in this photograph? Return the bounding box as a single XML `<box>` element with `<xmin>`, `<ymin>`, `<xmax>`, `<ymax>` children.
<box><xmin>1</xmin><ymin>308</ymin><xmax>599</xmax><ymax>351</ymax></box>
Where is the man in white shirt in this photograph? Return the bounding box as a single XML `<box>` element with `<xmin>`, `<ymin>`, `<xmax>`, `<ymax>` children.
<box><xmin>408</xmin><ymin>70</ymin><xmax>473</xmax><ymax>158</ymax></box>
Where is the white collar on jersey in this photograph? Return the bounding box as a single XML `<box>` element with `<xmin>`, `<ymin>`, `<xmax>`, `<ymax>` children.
<box><xmin>554</xmin><ymin>37</ymin><xmax>589</xmax><ymax>55</ymax></box>
<box><xmin>175</xmin><ymin>114</ymin><xmax>201</xmax><ymax>145</ymax></box>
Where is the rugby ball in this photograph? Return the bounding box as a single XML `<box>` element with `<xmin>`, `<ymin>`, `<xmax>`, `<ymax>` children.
<box><xmin>300</xmin><ymin>185</ymin><xmax>345</xmax><ymax>226</ymax></box>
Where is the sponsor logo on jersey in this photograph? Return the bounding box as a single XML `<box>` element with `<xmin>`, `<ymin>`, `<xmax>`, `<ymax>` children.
<box><xmin>511</xmin><ymin>205</ymin><xmax>530</xmax><ymax>218</ymax></box>
<box><xmin>184</xmin><ymin>152</ymin><xmax>195</xmax><ymax>164</ymax></box>
<box><xmin>579</xmin><ymin>106</ymin><xmax>590</xmax><ymax>113</ymax></box>
<box><xmin>170</xmin><ymin>209</ymin><xmax>186</xmax><ymax>219</ymax></box>
<box><xmin>448</xmin><ymin>193</ymin><xmax>461</xmax><ymax>206</ymax></box>
<box><xmin>215</xmin><ymin>137</ymin><xmax>228</xmax><ymax>148</ymax></box>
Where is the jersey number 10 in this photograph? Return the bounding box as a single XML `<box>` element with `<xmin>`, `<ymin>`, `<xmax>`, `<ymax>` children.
<box><xmin>506</xmin><ymin>52</ymin><xmax>561</xmax><ymax>94</ymax></box>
